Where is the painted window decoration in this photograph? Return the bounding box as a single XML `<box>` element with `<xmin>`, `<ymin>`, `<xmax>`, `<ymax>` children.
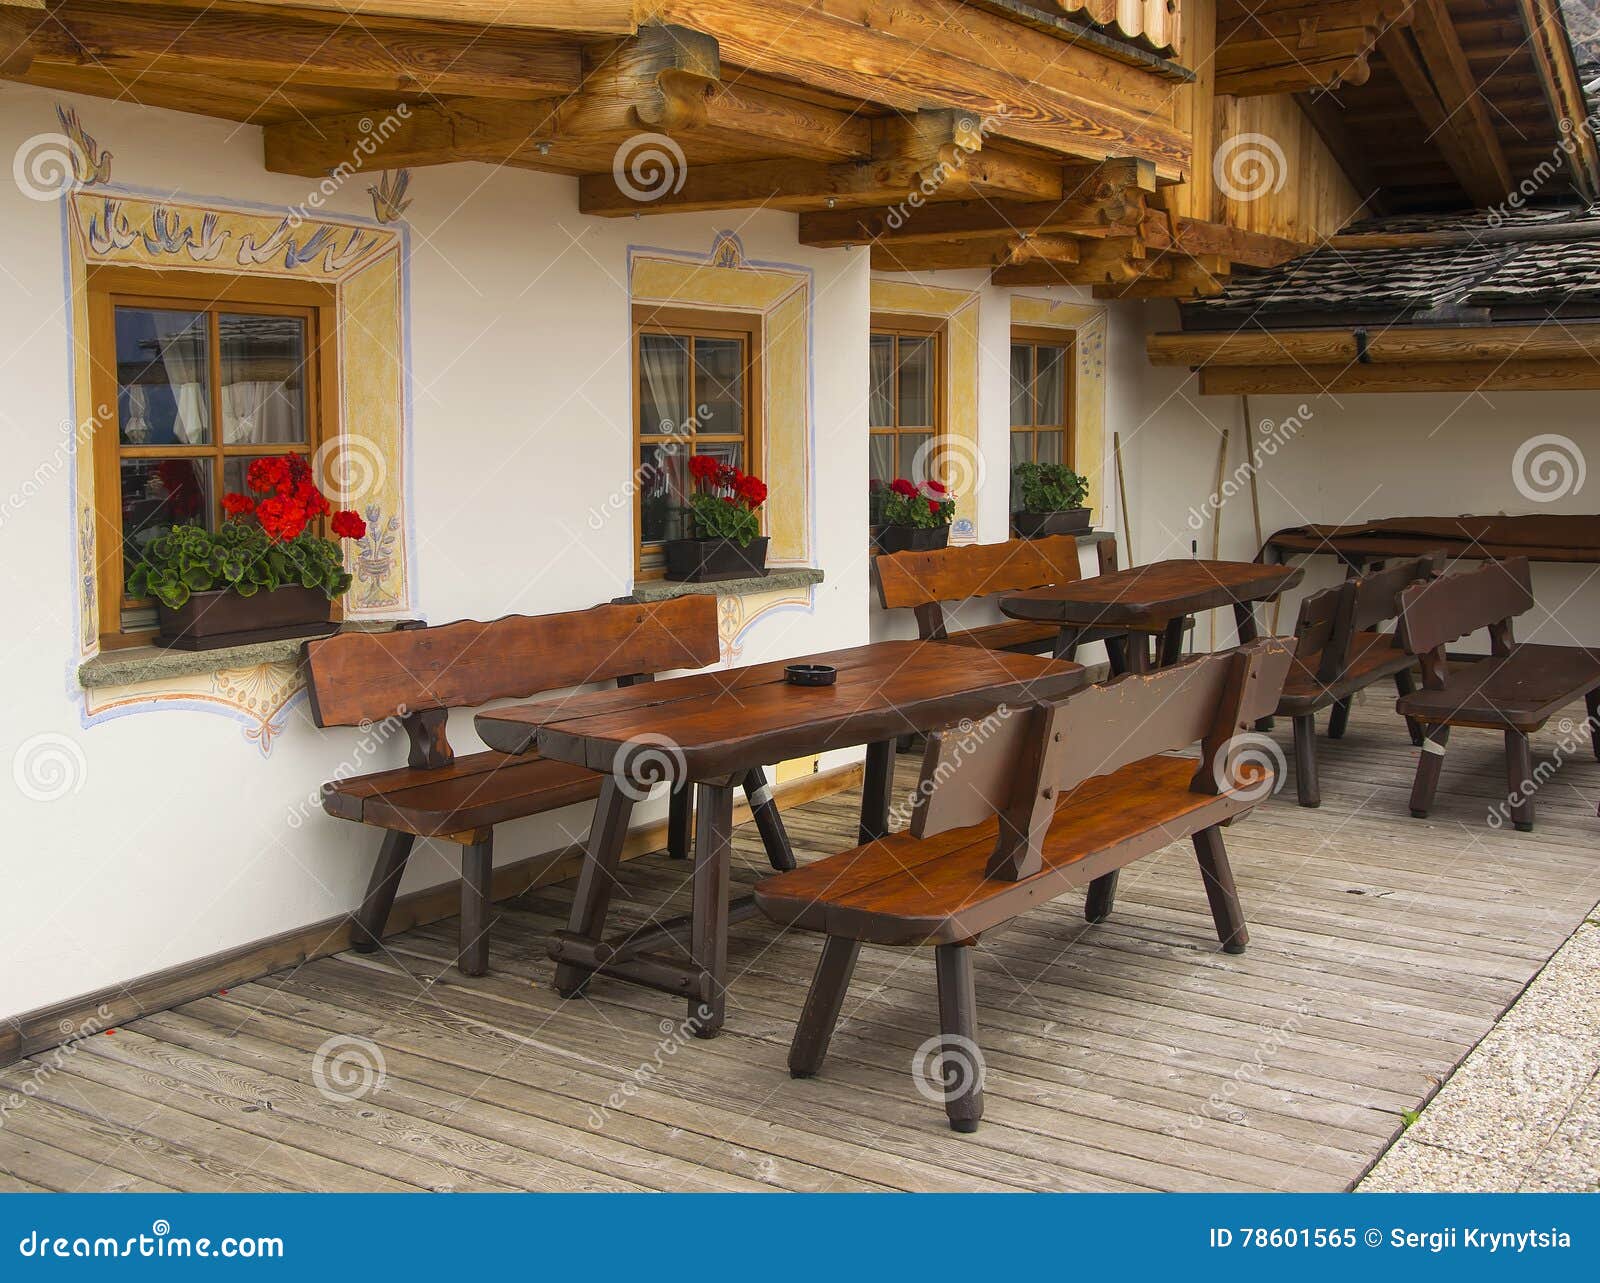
<box><xmin>1009</xmin><ymin>330</ymin><xmax>1074</xmax><ymax>503</ymax></box>
<box><xmin>91</xmin><ymin>273</ymin><xmax>333</xmax><ymax>640</ymax></box>
<box><xmin>634</xmin><ymin>307</ymin><xmax>760</xmax><ymax>574</ymax></box>
<box><xmin>868</xmin><ymin>318</ymin><xmax>943</xmax><ymax>522</ymax></box>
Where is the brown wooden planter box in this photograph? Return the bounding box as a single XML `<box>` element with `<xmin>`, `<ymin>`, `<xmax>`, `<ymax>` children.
<box><xmin>875</xmin><ymin>525</ymin><xmax>951</xmax><ymax>554</ymax></box>
<box><xmin>154</xmin><ymin>585</ymin><xmax>337</xmax><ymax>651</ymax></box>
<box><xmin>1012</xmin><ymin>508</ymin><xmax>1093</xmax><ymax>538</ymax></box>
<box><xmin>663</xmin><ymin>536</ymin><xmax>770</xmax><ymax>583</ymax></box>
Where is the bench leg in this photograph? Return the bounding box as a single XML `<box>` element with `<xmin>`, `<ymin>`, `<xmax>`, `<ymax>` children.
<box><xmin>1328</xmin><ymin>698</ymin><xmax>1351</xmax><ymax>740</ymax></box>
<box><xmin>859</xmin><ymin>739</ymin><xmax>895</xmax><ymax>844</ymax></box>
<box><xmin>789</xmin><ymin>936</ymin><xmax>861</xmax><ymax>1078</ymax></box>
<box><xmin>744</xmin><ymin>766</ymin><xmax>796</xmax><ymax>872</ymax></box>
<box><xmin>1158</xmin><ymin>616</ymin><xmax>1187</xmax><ymax>668</ymax></box>
<box><xmin>688</xmin><ymin>782</ymin><xmax>735</xmax><ymax>1038</ymax></box>
<box><xmin>1193</xmin><ymin>825</ymin><xmax>1249</xmax><ymax>954</ymax></box>
<box><xmin>1104</xmin><ymin>635</ymin><xmax>1129</xmax><ymax>677</ymax></box>
<box><xmin>1395</xmin><ymin>669</ymin><xmax>1424</xmax><ymax>746</ymax></box>
<box><xmin>1292</xmin><ymin>714</ymin><xmax>1321</xmax><ymax>808</ymax></box>
<box><xmin>1053</xmin><ymin>626</ymin><xmax>1084</xmax><ymax>664</ymax></box>
<box><xmin>457</xmin><ymin>832</ymin><xmax>494</xmax><ymax>977</ymax></box>
<box><xmin>554</xmin><ymin>777</ymin><xmax>635</xmax><ymax>1000</ymax></box>
<box><xmin>1409</xmin><ymin>724</ymin><xmax>1450</xmax><ymax>819</ymax></box>
<box><xmin>667</xmin><ymin>785</ymin><xmax>692</xmax><ymax>860</ymax></box>
<box><xmin>933</xmin><ymin>943</ymin><xmax>985</xmax><ymax>1133</ymax></box>
<box><xmin>352</xmin><ymin>830</ymin><xmax>415</xmax><ymax>953</ymax></box>
<box><xmin>1505</xmin><ymin>730</ymin><xmax>1535</xmax><ymax>832</ymax></box>
<box><xmin>1084</xmin><ymin>871</ymin><xmax>1119</xmax><ymax>923</ymax></box>
<box><xmin>1587</xmin><ymin>688</ymin><xmax>1600</xmax><ymax>761</ymax></box>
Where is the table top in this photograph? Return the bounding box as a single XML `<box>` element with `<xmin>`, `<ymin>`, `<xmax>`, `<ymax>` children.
<box><xmin>1000</xmin><ymin>559</ymin><xmax>1304</xmax><ymax>628</ymax></box>
<box><xmin>475</xmin><ymin>640</ymin><xmax>1085</xmax><ymax>781</ymax></box>
<box><xmin>1266</xmin><ymin>515</ymin><xmax>1600</xmax><ymax>565</ymax></box>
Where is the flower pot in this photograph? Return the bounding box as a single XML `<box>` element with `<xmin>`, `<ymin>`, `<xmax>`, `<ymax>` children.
<box><xmin>663</xmin><ymin>536</ymin><xmax>770</xmax><ymax>583</ymax></box>
<box><xmin>154</xmin><ymin>585</ymin><xmax>336</xmax><ymax>651</ymax></box>
<box><xmin>875</xmin><ymin>525</ymin><xmax>951</xmax><ymax>555</ymax></box>
<box><xmin>1012</xmin><ymin>508</ymin><xmax>1092</xmax><ymax>538</ymax></box>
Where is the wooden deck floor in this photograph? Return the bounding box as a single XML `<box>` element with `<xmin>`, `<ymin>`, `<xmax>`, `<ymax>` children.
<box><xmin>3</xmin><ymin>694</ymin><xmax>1598</xmax><ymax>1192</ymax></box>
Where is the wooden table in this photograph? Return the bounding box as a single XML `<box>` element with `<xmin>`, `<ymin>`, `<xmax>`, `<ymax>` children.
<box><xmin>1000</xmin><ymin>558</ymin><xmax>1304</xmax><ymax>672</ymax></box>
<box><xmin>476</xmin><ymin>640</ymin><xmax>1085</xmax><ymax>1036</ymax></box>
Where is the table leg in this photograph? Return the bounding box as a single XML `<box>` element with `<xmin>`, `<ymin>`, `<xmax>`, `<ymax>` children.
<box><xmin>1125</xmin><ymin>633</ymin><xmax>1151</xmax><ymax>674</ymax></box>
<box><xmin>859</xmin><ymin>739</ymin><xmax>895</xmax><ymax>844</ymax></box>
<box><xmin>1233</xmin><ymin>601</ymin><xmax>1274</xmax><ymax>730</ymax></box>
<box><xmin>1157</xmin><ymin>616</ymin><xmax>1187</xmax><ymax>668</ymax></box>
<box><xmin>1052</xmin><ymin>625</ymin><xmax>1083</xmax><ymax>663</ymax></box>
<box><xmin>743</xmin><ymin>766</ymin><xmax>795</xmax><ymax>871</ymax></box>
<box><xmin>689</xmin><ymin>781</ymin><xmax>735</xmax><ymax>1038</ymax></box>
<box><xmin>553</xmin><ymin>777</ymin><xmax>635</xmax><ymax>999</ymax></box>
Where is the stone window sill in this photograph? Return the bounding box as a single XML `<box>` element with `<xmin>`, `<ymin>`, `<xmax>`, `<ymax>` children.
<box><xmin>78</xmin><ymin>621</ymin><xmax>404</xmax><ymax>690</ymax></box>
<box><xmin>627</xmin><ymin>567</ymin><xmax>824</xmax><ymax>603</ymax></box>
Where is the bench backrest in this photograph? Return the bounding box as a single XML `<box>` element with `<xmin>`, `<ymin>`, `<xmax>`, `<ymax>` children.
<box><xmin>1290</xmin><ymin>581</ymin><xmax>1355</xmax><ymax>685</ymax></box>
<box><xmin>304</xmin><ymin>596</ymin><xmax>721</xmax><ymax>766</ymax></box>
<box><xmin>873</xmin><ymin>535</ymin><xmax>1111</xmax><ymax>638</ymax></box>
<box><xmin>911</xmin><ymin>638</ymin><xmax>1294</xmax><ymax>881</ymax></box>
<box><xmin>1350</xmin><ymin>553</ymin><xmax>1442</xmax><ymax>633</ymax></box>
<box><xmin>1396</xmin><ymin>556</ymin><xmax>1533</xmax><ymax>664</ymax></box>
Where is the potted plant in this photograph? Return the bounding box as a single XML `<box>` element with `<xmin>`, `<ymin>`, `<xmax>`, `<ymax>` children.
<box><xmin>1012</xmin><ymin>461</ymin><xmax>1092</xmax><ymax>538</ymax></box>
<box><xmin>663</xmin><ymin>455</ymin><xmax>769</xmax><ymax>582</ymax></box>
<box><xmin>875</xmin><ymin>478</ymin><xmax>954</xmax><ymax>553</ymax></box>
<box><xmin>128</xmin><ymin>455</ymin><xmax>367</xmax><ymax>650</ymax></box>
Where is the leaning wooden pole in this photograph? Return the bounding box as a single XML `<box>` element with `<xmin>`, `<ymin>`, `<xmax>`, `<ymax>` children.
<box><xmin>1113</xmin><ymin>430</ymin><xmax>1132</xmax><ymax>564</ymax></box>
<box><xmin>1209</xmin><ymin>427</ymin><xmax>1230</xmax><ymax>648</ymax></box>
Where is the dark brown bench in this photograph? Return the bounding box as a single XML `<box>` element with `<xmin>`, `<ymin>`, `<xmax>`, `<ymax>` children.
<box><xmin>304</xmin><ymin>596</ymin><xmax>787</xmax><ymax>974</ymax></box>
<box><xmin>1277</xmin><ymin>554</ymin><xmax>1437</xmax><ymax>807</ymax></box>
<box><xmin>1396</xmin><ymin>556</ymin><xmax>1600</xmax><ymax>831</ymax></box>
<box><xmin>755</xmin><ymin>637</ymin><xmax>1293</xmax><ymax>1131</ymax></box>
<box><xmin>873</xmin><ymin>534</ymin><xmax>1183</xmax><ymax>669</ymax></box>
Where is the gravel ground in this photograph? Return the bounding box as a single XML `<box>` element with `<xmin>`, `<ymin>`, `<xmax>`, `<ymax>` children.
<box><xmin>1360</xmin><ymin>918</ymin><xmax>1600</xmax><ymax>1192</ymax></box>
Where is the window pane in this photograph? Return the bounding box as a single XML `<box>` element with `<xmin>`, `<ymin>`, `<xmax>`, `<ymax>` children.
<box><xmin>695</xmin><ymin>440</ymin><xmax>744</xmax><ymax>473</ymax></box>
<box><xmin>639</xmin><ymin>333</ymin><xmax>690</xmax><ymax>435</ymax></box>
<box><xmin>115</xmin><ymin>307</ymin><xmax>211</xmax><ymax>446</ymax></box>
<box><xmin>221</xmin><ymin>313</ymin><xmax>307</xmax><ymax>445</ymax></box>
<box><xmin>640</xmin><ymin>442</ymin><xmax>689</xmax><ymax>545</ymax></box>
<box><xmin>868</xmin><ymin>334</ymin><xmax>895</xmax><ymax>428</ymax></box>
<box><xmin>694</xmin><ymin>337</ymin><xmax>744</xmax><ymax>438</ymax></box>
<box><xmin>1009</xmin><ymin>344</ymin><xmax>1033</xmax><ymax>428</ymax></box>
<box><xmin>120</xmin><ymin>457</ymin><xmax>213</xmax><ymax>585</ymax></box>
<box><xmin>1036</xmin><ymin>346</ymin><xmax>1067</xmax><ymax>428</ymax></box>
<box><xmin>898</xmin><ymin>432</ymin><xmax>932</xmax><ymax>485</ymax></box>
<box><xmin>869</xmin><ymin>434</ymin><xmax>895</xmax><ymax>485</ymax></box>
<box><xmin>897</xmin><ymin>337</ymin><xmax>935</xmax><ymax>427</ymax></box>
<box><xmin>1037</xmin><ymin>430</ymin><xmax>1066</xmax><ymax>465</ymax></box>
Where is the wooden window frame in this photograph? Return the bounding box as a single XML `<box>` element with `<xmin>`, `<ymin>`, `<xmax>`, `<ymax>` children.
<box><xmin>87</xmin><ymin>266</ymin><xmax>339</xmax><ymax>648</ymax></box>
<box><xmin>631</xmin><ymin>304</ymin><xmax>763</xmax><ymax>579</ymax></box>
<box><xmin>869</xmin><ymin>312</ymin><xmax>947</xmax><ymax>488</ymax></box>
<box><xmin>1009</xmin><ymin>324</ymin><xmax>1076</xmax><ymax>469</ymax></box>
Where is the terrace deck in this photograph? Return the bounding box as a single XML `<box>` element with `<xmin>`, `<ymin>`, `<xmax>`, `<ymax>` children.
<box><xmin>2</xmin><ymin>694</ymin><xmax>1596</xmax><ymax>1192</ymax></box>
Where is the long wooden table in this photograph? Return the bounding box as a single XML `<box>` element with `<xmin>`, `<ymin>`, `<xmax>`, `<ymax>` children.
<box><xmin>1261</xmin><ymin>515</ymin><xmax>1600</xmax><ymax>570</ymax></box>
<box><xmin>476</xmin><ymin>640</ymin><xmax>1085</xmax><ymax>1036</ymax></box>
<box><xmin>1000</xmin><ymin>558</ymin><xmax>1304</xmax><ymax>671</ymax></box>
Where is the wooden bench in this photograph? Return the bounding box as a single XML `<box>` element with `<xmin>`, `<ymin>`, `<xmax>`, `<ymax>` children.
<box><xmin>1395</xmin><ymin>556</ymin><xmax>1600</xmax><ymax>831</ymax></box>
<box><xmin>754</xmin><ymin>637</ymin><xmax>1293</xmax><ymax>1131</ymax></box>
<box><xmin>872</xmin><ymin>535</ymin><xmax>1181</xmax><ymax>669</ymax></box>
<box><xmin>1277</xmin><ymin>554</ymin><xmax>1437</xmax><ymax>807</ymax></box>
<box><xmin>305</xmin><ymin>596</ymin><xmax>789</xmax><ymax>975</ymax></box>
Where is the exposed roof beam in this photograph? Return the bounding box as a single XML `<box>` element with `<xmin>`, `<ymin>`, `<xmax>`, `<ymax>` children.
<box><xmin>1170</xmin><ymin>217</ymin><xmax>1312</xmax><ymax>268</ymax></box>
<box><xmin>1513</xmin><ymin>0</ymin><xmax>1600</xmax><ymax>203</ymax></box>
<box><xmin>1330</xmin><ymin>221</ymin><xmax>1600</xmax><ymax>251</ymax></box>
<box><xmin>0</xmin><ymin>3</ymin><xmax>49</xmax><ymax>76</ymax></box>
<box><xmin>1199</xmin><ymin>358</ymin><xmax>1600</xmax><ymax>395</ymax></box>
<box><xmin>1149</xmin><ymin>324</ymin><xmax>1600</xmax><ymax>368</ymax></box>
<box><xmin>994</xmin><ymin>238</ymin><xmax>1166</xmax><ymax>288</ymax></box>
<box><xmin>1214</xmin><ymin>0</ymin><xmax>1407</xmax><ymax>96</ymax></box>
<box><xmin>36</xmin><ymin>1</ymin><xmax>583</xmax><ymax>99</ymax></box>
<box><xmin>111</xmin><ymin>0</ymin><xmax>637</xmax><ymax>37</ymax></box>
<box><xmin>1097</xmin><ymin>256</ymin><xmax>1230</xmax><ymax>300</ymax></box>
<box><xmin>872</xmin><ymin>233</ymin><xmax>1081</xmax><ymax>273</ymax></box>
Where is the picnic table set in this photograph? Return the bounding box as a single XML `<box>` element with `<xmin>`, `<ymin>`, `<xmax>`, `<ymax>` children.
<box><xmin>302</xmin><ymin>534</ymin><xmax>1600</xmax><ymax>1132</ymax></box>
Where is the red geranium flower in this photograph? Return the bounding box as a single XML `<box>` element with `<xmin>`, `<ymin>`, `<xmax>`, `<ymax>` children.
<box><xmin>221</xmin><ymin>492</ymin><xmax>256</xmax><ymax>518</ymax></box>
<box><xmin>330</xmin><ymin>510</ymin><xmax>367</xmax><ymax>540</ymax></box>
<box><xmin>736</xmin><ymin>475</ymin><xmax>767</xmax><ymax>505</ymax></box>
<box><xmin>246</xmin><ymin>456</ymin><xmax>291</xmax><ymax>495</ymax></box>
<box><xmin>924</xmin><ymin>480</ymin><xmax>948</xmax><ymax>496</ymax></box>
<box><xmin>890</xmin><ymin>478</ymin><xmax>918</xmax><ymax>498</ymax></box>
<box><xmin>688</xmin><ymin>454</ymin><xmax>721</xmax><ymax>483</ymax></box>
<box><xmin>927</xmin><ymin>497</ymin><xmax>941</xmax><ymax>514</ymax></box>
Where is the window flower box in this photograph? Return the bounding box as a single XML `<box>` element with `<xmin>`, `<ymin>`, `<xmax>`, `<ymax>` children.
<box><xmin>662</xmin><ymin>457</ymin><xmax>769</xmax><ymax>583</ymax></box>
<box><xmin>872</xmin><ymin>477</ymin><xmax>954</xmax><ymax>554</ymax></box>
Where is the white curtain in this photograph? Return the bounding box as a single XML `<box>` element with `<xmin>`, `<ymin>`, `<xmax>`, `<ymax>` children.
<box><xmin>868</xmin><ymin>335</ymin><xmax>895</xmax><ymax>428</ymax></box>
<box><xmin>223</xmin><ymin>381</ymin><xmax>299</xmax><ymax>444</ymax></box>
<box><xmin>152</xmin><ymin>314</ymin><xmax>208</xmax><ymax>445</ymax></box>
<box><xmin>123</xmin><ymin>384</ymin><xmax>151</xmax><ymax>444</ymax></box>
<box><xmin>639</xmin><ymin>337</ymin><xmax>689</xmax><ymax>435</ymax></box>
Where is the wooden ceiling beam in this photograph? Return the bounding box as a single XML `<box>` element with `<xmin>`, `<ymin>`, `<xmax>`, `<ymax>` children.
<box><xmin>1213</xmin><ymin>0</ymin><xmax>1409</xmax><ymax>96</ymax></box>
<box><xmin>1199</xmin><ymin>358</ymin><xmax>1600</xmax><ymax>395</ymax></box>
<box><xmin>872</xmin><ymin>233</ymin><xmax>1081</xmax><ymax>273</ymax></box>
<box><xmin>1514</xmin><ymin>0</ymin><xmax>1600</xmax><ymax>203</ymax></box>
<box><xmin>1170</xmin><ymin>218</ymin><xmax>1312</xmax><ymax>269</ymax></box>
<box><xmin>109</xmin><ymin>0</ymin><xmax>638</xmax><ymax>37</ymax></box>
<box><xmin>41</xmin><ymin>1</ymin><xmax>584</xmax><ymax>99</ymax></box>
<box><xmin>993</xmin><ymin>237</ymin><xmax>1166</xmax><ymax>288</ymax></box>
<box><xmin>1096</xmin><ymin>256</ymin><xmax>1231</xmax><ymax>300</ymax></box>
<box><xmin>0</xmin><ymin>3</ymin><xmax>52</xmax><ymax>76</ymax></box>
<box><xmin>1150</xmin><ymin>324</ymin><xmax>1600</xmax><ymax>368</ymax></box>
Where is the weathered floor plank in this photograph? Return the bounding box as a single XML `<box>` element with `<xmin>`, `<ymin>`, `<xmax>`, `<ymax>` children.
<box><xmin>0</xmin><ymin>693</ymin><xmax>1594</xmax><ymax>1191</ymax></box>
